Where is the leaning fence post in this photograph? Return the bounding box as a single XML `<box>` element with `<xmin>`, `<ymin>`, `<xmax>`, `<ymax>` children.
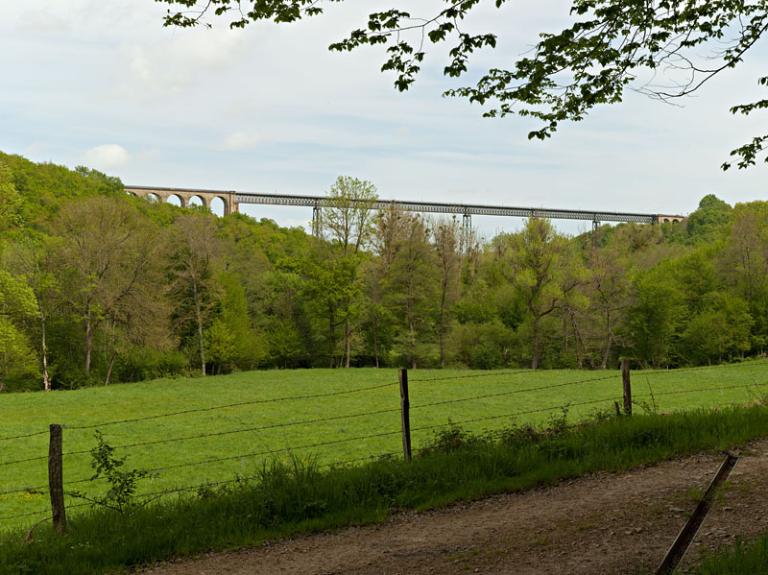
<box><xmin>48</xmin><ymin>423</ymin><xmax>67</xmax><ymax>534</ymax></box>
<box><xmin>655</xmin><ymin>453</ymin><xmax>739</xmax><ymax>575</ymax></box>
<box><xmin>399</xmin><ymin>368</ymin><xmax>412</xmax><ymax>463</ymax></box>
<box><xmin>622</xmin><ymin>358</ymin><xmax>632</xmax><ymax>416</ymax></box>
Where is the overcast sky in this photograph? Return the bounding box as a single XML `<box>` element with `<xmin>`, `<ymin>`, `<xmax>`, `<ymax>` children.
<box><xmin>1</xmin><ymin>1</ymin><xmax>766</xmax><ymax>237</ymax></box>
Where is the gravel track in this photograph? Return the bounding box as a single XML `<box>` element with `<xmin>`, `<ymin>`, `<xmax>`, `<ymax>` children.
<box><xmin>141</xmin><ymin>441</ymin><xmax>768</xmax><ymax>575</ymax></box>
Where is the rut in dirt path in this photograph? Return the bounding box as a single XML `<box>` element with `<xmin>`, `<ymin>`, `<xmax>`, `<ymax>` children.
<box><xmin>141</xmin><ymin>441</ymin><xmax>768</xmax><ymax>575</ymax></box>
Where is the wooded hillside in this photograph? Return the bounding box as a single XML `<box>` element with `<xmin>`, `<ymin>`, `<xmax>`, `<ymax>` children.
<box><xmin>0</xmin><ymin>152</ymin><xmax>763</xmax><ymax>390</ymax></box>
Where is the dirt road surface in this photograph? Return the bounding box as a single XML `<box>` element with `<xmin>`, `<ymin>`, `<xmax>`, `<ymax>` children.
<box><xmin>141</xmin><ymin>441</ymin><xmax>768</xmax><ymax>575</ymax></box>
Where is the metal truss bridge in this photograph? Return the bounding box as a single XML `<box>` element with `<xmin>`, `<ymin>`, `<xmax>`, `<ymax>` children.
<box><xmin>125</xmin><ymin>186</ymin><xmax>684</xmax><ymax>229</ymax></box>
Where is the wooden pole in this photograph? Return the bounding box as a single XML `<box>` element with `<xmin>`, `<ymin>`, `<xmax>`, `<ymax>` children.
<box><xmin>48</xmin><ymin>424</ymin><xmax>67</xmax><ymax>534</ymax></box>
<box><xmin>399</xmin><ymin>368</ymin><xmax>412</xmax><ymax>463</ymax></box>
<box><xmin>621</xmin><ymin>358</ymin><xmax>632</xmax><ymax>416</ymax></box>
<box><xmin>655</xmin><ymin>453</ymin><xmax>739</xmax><ymax>575</ymax></box>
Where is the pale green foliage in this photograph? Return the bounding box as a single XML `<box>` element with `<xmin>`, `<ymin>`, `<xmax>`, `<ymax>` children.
<box><xmin>322</xmin><ymin>176</ymin><xmax>377</xmax><ymax>253</ymax></box>
<box><xmin>0</xmin><ymin>317</ymin><xmax>39</xmax><ymax>390</ymax></box>
<box><xmin>206</xmin><ymin>272</ymin><xmax>267</xmax><ymax>372</ymax></box>
<box><xmin>71</xmin><ymin>432</ymin><xmax>150</xmax><ymax>514</ymax></box>
<box><xmin>0</xmin><ymin>270</ymin><xmax>38</xmax><ymax>319</ymax></box>
<box><xmin>493</xmin><ymin>219</ymin><xmax>587</xmax><ymax>368</ymax></box>
<box><xmin>0</xmin><ymin>270</ymin><xmax>40</xmax><ymax>389</ymax></box>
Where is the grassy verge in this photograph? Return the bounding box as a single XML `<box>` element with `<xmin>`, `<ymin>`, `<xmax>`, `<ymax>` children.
<box><xmin>692</xmin><ymin>537</ymin><xmax>768</xmax><ymax>574</ymax></box>
<box><xmin>4</xmin><ymin>363</ymin><xmax>768</xmax><ymax>530</ymax></box>
<box><xmin>3</xmin><ymin>405</ymin><xmax>768</xmax><ymax>575</ymax></box>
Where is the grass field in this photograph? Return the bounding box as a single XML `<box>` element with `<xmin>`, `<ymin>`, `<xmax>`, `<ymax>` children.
<box><xmin>6</xmin><ymin>405</ymin><xmax>768</xmax><ymax>575</ymax></box>
<box><xmin>2</xmin><ymin>361</ymin><xmax>768</xmax><ymax>532</ymax></box>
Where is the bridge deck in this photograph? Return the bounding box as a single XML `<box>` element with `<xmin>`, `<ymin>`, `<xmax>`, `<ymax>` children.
<box><xmin>125</xmin><ymin>186</ymin><xmax>664</xmax><ymax>224</ymax></box>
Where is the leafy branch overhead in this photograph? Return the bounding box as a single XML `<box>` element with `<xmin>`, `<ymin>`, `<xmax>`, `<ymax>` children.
<box><xmin>156</xmin><ymin>0</ymin><xmax>768</xmax><ymax>169</ymax></box>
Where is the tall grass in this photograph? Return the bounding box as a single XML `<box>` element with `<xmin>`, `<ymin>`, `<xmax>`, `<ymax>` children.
<box><xmin>693</xmin><ymin>538</ymin><xmax>768</xmax><ymax>574</ymax></box>
<box><xmin>3</xmin><ymin>405</ymin><xmax>768</xmax><ymax>575</ymax></box>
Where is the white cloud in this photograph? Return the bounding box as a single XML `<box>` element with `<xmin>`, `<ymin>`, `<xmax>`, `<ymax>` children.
<box><xmin>117</xmin><ymin>27</ymin><xmax>248</xmax><ymax>98</ymax></box>
<box><xmin>15</xmin><ymin>9</ymin><xmax>71</xmax><ymax>35</ymax></box>
<box><xmin>83</xmin><ymin>144</ymin><xmax>131</xmax><ymax>169</ymax></box>
<box><xmin>221</xmin><ymin>132</ymin><xmax>272</xmax><ymax>151</ymax></box>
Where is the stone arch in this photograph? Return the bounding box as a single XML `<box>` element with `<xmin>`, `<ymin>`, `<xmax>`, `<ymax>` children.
<box><xmin>188</xmin><ymin>195</ymin><xmax>208</xmax><ymax>209</ymax></box>
<box><xmin>209</xmin><ymin>196</ymin><xmax>227</xmax><ymax>216</ymax></box>
<box><xmin>145</xmin><ymin>192</ymin><xmax>161</xmax><ymax>203</ymax></box>
<box><xmin>166</xmin><ymin>194</ymin><xmax>185</xmax><ymax>207</ymax></box>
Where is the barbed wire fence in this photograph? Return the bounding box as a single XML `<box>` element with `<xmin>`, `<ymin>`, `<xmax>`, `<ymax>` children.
<box><xmin>2</xmin><ymin>359</ymin><xmax>768</xmax><ymax>533</ymax></box>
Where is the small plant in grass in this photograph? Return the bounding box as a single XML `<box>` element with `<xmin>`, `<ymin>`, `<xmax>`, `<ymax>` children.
<box><xmin>420</xmin><ymin>423</ymin><xmax>478</xmax><ymax>454</ymax></box>
<box><xmin>70</xmin><ymin>431</ymin><xmax>150</xmax><ymax>513</ymax></box>
<box><xmin>547</xmin><ymin>405</ymin><xmax>570</xmax><ymax>433</ymax></box>
<box><xmin>635</xmin><ymin>377</ymin><xmax>659</xmax><ymax>415</ymax></box>
<box><xmin>498</xmin><ymin>423</ymin><xmax>543</xmax><ymax>447</ymax></box>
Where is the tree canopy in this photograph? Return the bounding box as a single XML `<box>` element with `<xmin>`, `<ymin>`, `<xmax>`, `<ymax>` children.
<box><xmin>1</xmin><ymin>150</ymin><xmax>767</xmax><ymax>391</ymax></box>
<box><xmin>155</xmin><ymin>0</ymin><xmax>768</xmax><ymax>169</ymax></box>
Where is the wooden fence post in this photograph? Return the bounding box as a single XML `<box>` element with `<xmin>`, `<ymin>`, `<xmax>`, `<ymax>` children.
<box><xmin>622</xmin><ymin>358</ymin><xmax>632</xmax><ymax>416</ymax></box>
<box><xmin>399</xmin><ymin>368</ymin><xmax>412</xmax><ymax>463</ymax></box>
<box><xmin>655</xmin><ymin>453</ymin><xmax>739</xmax><ymax>575</ymax></box>
<box><xmin>48</xmin><ymin>423</ymin><xmax>67</xmax><ymax>534</ymax></box>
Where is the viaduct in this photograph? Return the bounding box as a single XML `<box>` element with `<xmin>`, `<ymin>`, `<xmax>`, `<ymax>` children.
<box><xmin>124</xmin><ymin>185</ymin><xmax>686</xmax><ymax>231</ymax></box>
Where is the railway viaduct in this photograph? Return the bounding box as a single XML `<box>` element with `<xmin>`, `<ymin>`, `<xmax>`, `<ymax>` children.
<box><xmin>125</xmin><ymin>185</ymin><xmax>686</xmax><ymax>230</ymax></box>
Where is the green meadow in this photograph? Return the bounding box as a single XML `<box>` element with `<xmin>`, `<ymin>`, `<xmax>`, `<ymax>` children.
<box><xmin>2</xmin><ymin>361</ymin><xmax>767</xmax><ymax>532</ymax></box>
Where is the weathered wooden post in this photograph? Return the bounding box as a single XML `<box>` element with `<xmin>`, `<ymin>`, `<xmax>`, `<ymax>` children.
<box><xmin>399</xmin><ymin>368</ymin><xmax>412</xmax><ymax>463</ymax></box>
<box><xmin>655</xmin><ymin>453</ymin><xmax>739</xmax><ymax>574</ymax></box>
<box><xmin>622</xmin><ymin>358</ymin><xmax>632</xmax><ymax>416</ymax></box>
<box><xmin>48</xmin><ymin>424</ymin><xmax>67</xmax><ymax>533</ymax></box>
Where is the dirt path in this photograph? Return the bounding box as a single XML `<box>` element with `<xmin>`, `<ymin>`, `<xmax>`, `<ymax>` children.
<box><xmin>141</xmin><ymin>442</ymin><xmax>768</xmax><ymax>575</ymax></box>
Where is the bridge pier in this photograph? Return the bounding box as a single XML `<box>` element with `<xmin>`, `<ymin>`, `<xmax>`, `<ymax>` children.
<box><xmin>311</xmin><ymin>204</ymin><xmax>322</xmax><ymax>237</ymax></box>
<box><xmin>460</xmin><ymin>213</ymin><xmax>473</xmax><ymax>254</ymax></box>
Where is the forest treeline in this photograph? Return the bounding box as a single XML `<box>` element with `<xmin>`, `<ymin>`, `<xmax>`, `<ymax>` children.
<box><xmin>0</xmin><ymin>152</ymin><xmax>765</xmax><ymax>391</ymax></box>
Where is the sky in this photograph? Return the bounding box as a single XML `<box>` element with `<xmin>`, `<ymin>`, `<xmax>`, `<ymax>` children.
<box><xmin>1</xmin><ymin>1</ymin><xmax>766</xmax><ymax>238</ymax></box>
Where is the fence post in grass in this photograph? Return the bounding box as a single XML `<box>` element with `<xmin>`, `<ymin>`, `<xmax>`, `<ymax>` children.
<box><xmin>48</xmin><ymin>423</ymin><xmax>67</xmax><ymax>534</ymax></box>
<box><xmin>621</xmin><ymin>358</ymin><xmax>632</xmax><ymax>416</ymax></box>
<box><xmin>399</xmin><ymin>368</ymin><xmax>412</xmax><ymax>463</ymax></box>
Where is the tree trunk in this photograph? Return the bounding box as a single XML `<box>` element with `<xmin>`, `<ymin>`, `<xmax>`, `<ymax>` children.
<box><xmin>601</xmin><ymin>311</ymin><xmax>613</xmax><ymax>369</ymax></box>
<box><xmin>192</xmin><ymin>278</ymin><xmax>206</xmax><ymax>376</ymax></box>
<box><xmin>373</xmin><ymin>318</ymin><xmax>380</xmax><ymax>368</ymax></box>
<box><xmin>84</xmin><ymin>312</ymin><xmax>93</xmax><ymax>377</ymax></box>
<box><xmin>104</xmin><ymin>352</ymin><xmax>117</xmax><ymax>386</ymax></box>
<box><xmin>531</xmin><ymin>317</ymin><xmax>540</xmax><ymax>370</ymax></box>
<box><xmin>344</xmin><ymin>318</ymin><xmax>351</xmax><ymax>368</ymax></box>
<box><xmin>438</xmin><ymin>277</ymin><xmax>448</xmax><ymax>368</ymax></box>
<box><xmin>328</xmin><ymin>307</ymin><xmax>336</xmax><ymax>368</ymax></box>
<box><xmin>41</xmin><ymin>312</ymin><xmax>51</xmax><ymax>391</ymax></box>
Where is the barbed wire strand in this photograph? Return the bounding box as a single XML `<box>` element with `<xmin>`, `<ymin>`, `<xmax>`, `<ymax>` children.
<box><xmin>66</xmin><ymin>381</ymin><xmax>399</xmax><ymax>431</ymax></box>
<box><xmin>5</xmin><ymin>377</ymin><xmax>768</xmax><ymax>502</ymax></box>
<box><xmin>141</xmin><ymin>428</ymin><xmax>404</xmax><ymax>475</ymax></box>
<box><xmin>0</xmin><ymin>447</ymin><xmax>94</xmax><ymax>468</ymax></box>
<box><xmin>0</xmin><ymin>429</ymin><xmax>48</xmax><ymax>444</ymax></box>
<box><xmin>89</xmin><ymin>373</ymin><xmax>617</xmax><ymax>453</ymax></box>
<box><xmin>633</xmin><ymin>358</ymin><xmax>768</xmax><ymax>378</ymax></box>
<box><xmin>0</xmin><ymin>508</ymin><xmax>51</xmax><ymax>522</ymax></box>
<box><xmin>632</xmin><ymin>381</ymin><xmax>768</xmax><ymax>402</ymax></box>
<box><xmin>409</xmin><ymin>373</ymin><xmax>617</xmax><ymax>411</ymax></box>
<box><xmin>410</xmin><ymin>395</ymin><xmax>620</xmax><ymax>435</ymax></box>
<box><xmin>132</xmin><ymin>451</ymin><xmax>407</xmax><ymax>503</ymax></box>
<box><xmin>409</xmin><ymin>368</ymin><xmax>532</xmax><ymax>383</ymax></box>
<box><xmin>101</xmin><ymin>406</ymin><xmax>403</xmax><ymax>452</ymax></box>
